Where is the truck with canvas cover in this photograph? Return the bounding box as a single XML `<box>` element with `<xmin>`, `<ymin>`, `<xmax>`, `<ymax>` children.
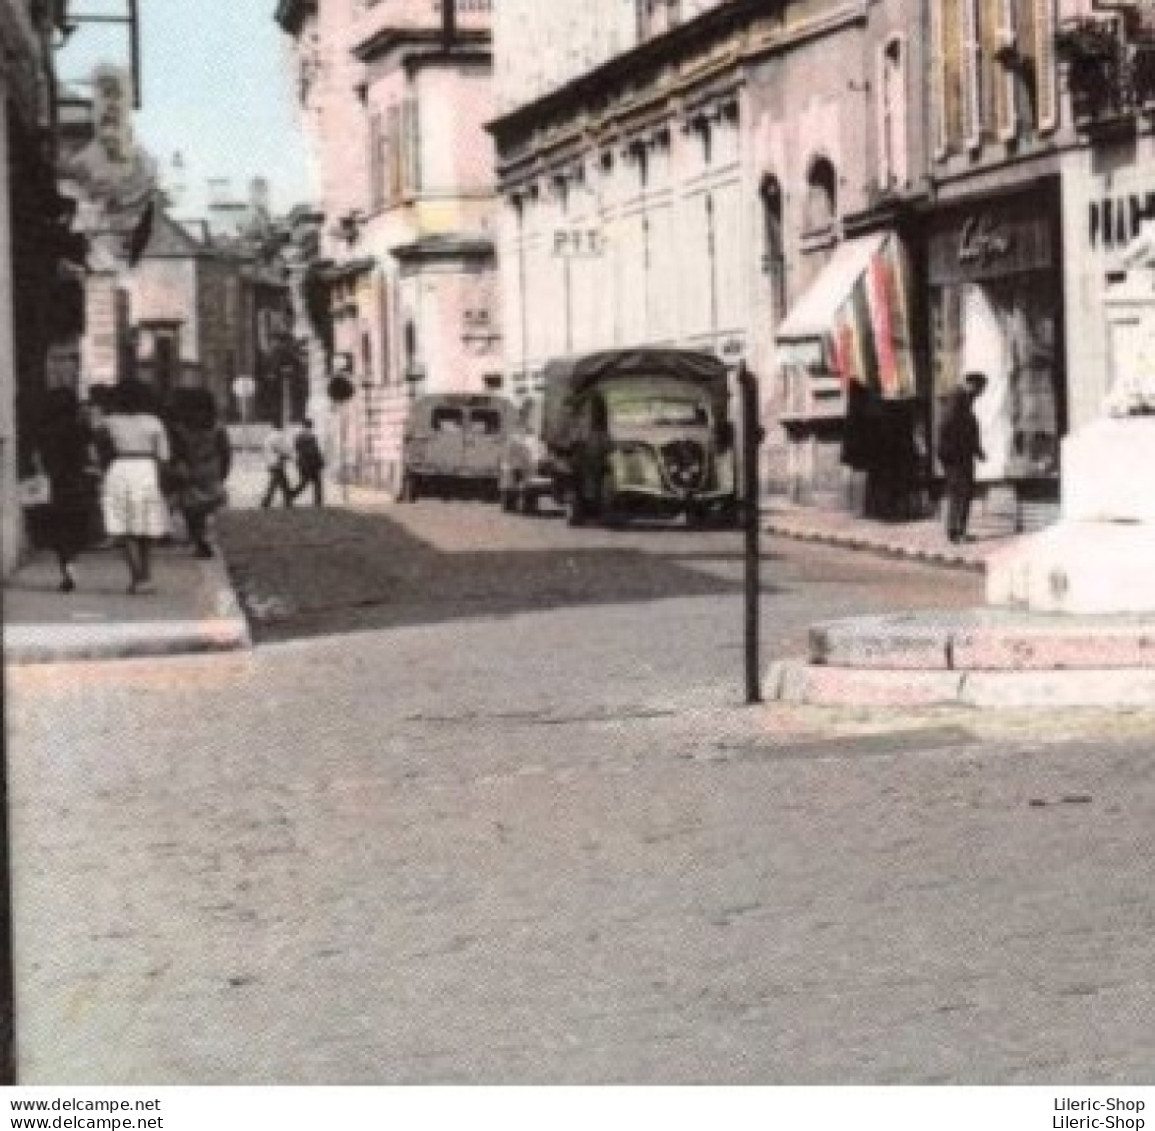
<box><xmin>539</xmin><ymin>348</ymin><xmax>738</xmax><ymax>526</ymax></box>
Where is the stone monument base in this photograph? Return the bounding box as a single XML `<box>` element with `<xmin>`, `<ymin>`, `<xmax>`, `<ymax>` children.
<box><xmin>987</xmin><ymin>522</ymin><xmax>1155</xmax><ymax>614</ymax></box>
<box><xmin>988</xmin><ymin>416</ymin><xmax>1155</xmax><ymax>614</ymax></box>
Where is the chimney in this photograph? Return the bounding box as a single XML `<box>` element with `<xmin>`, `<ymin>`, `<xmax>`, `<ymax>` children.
<box><xmin>441</xmin><ymin>0</ymin><xmax>456</xmax><ymax>51</ymax></box>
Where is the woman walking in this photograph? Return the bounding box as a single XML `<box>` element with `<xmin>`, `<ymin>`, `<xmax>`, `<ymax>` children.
<box><xmin>34</xmin><ymin>387</ymin><xmax>99</xmax><ymax>593</ymax></box>
<box><xmin>169</xmin><ymin>388</ymin><xmax>231</xmax><ymax>558</ymax></box>
<box><xmin>101</xmin><ymin>378</ymin><xmax>171</xmax><ymax>594</ymax></box>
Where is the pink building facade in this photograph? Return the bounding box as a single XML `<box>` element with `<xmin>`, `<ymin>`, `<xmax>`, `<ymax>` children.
<box><xmin>491</xmin><ymin>0</ymin><xmax>925</xmax><ymax>507</ymax></box>
<box><xmin>276</xmin><ymin>0</ymin><xmax>502</xmax><ymax>492</ymax></box>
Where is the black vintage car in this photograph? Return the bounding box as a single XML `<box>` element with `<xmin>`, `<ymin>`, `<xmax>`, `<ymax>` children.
<box><xmin>540</xmin><ymin>348</ymin><xmax>738</xmax><ymax>526</ymax></box>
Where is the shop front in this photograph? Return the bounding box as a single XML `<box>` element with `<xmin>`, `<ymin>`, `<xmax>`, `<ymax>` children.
<box><xmin>926</xmin><ymin>183</ymin><xmax>1065</xmax><ymax>527</ymax></box>
<box><xmin>775</xmin><ymin>229</ymin><xmax>920</xmax><ymax>517</ymax></box>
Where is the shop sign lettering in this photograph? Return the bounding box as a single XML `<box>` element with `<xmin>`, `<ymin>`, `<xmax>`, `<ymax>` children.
<box><xmin>553</xmin><ymin>227</ymin><xmax>605</xmax><ymax>258</ymax></box>
<box><xmin>1088</xmin><ymin>192</ymin><xmax>1155</xmax><ymax>253</ymax></box>
<box><xmin>958</xmin><ymin>214</ymin><xmax>1015</xmax><ymax>266</ymax></box>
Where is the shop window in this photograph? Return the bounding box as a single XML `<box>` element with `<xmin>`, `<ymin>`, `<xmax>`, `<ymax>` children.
<box><xmin>760</xmin><ymin>175</ymin><xmax>787</xmax><ymax>321</ymax></box>
<box><xmin>804</xmin><ymin>157</ymin><xmax>837</xmax><ymax>233</ymax></box>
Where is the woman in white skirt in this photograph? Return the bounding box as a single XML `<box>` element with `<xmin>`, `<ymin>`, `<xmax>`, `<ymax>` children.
<box><xmin>100</xmin><ymin>379</ymin><xmax>171</xmax><ymax>595</ymax></box>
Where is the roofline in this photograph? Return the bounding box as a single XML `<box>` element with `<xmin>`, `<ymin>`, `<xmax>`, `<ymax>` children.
<box><xmin>353</xmin><ymin>25</ymin><xmax>490</xmax><ymax>63</ymax></box>
<box><xmin>487</xmin><ymin>0</ymin><xmax>769</xmax><ymax>142</ymax></box>
<box><xmin>391</xmin><ymin>236</ymin><xmax>495</xmax><ymax>262</ymax></box>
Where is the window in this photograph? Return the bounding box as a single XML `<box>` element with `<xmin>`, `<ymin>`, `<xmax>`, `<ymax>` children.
<box><xmin>804</xmin><ymin>157</ymin><xmax>837</xmax><ymax>232</ymax></box>
<box><xmin>932</xmin><ymin>0</ymin><xmax>1055</xmax><ymax>155</ymax></box>
<box><xmin>760</xmin><ymin>176</ymin><xmax>787</xmax><ymax>320</ymax></box>
<box><xmin>878</xmin><ymin>39</ymin><xmax>908</xmax><ymax>188</ymax></box>
<box><xmin>468</xmin><ymin>408</ymin><xmax>504</xmax><ymax>435</ymax></box>
<box><xmin>432</xmin><ymin>407</ymin><xmax>465</xmax><ymax>433</ymax></box>
<box><xmin>640</xmin><ymin>0</ymin><xmax>683</xmax><ymax>39</ymax></box>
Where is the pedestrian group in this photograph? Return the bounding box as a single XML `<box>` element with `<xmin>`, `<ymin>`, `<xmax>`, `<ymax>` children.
<box><xmin>260</xmin><ymin>417</ymin><xmax>326</xmax><ymax>509</ymax></box>
<box><xmin>29</xmin><ymin>378</ymin><xmax>239</xmax><ymax>596</ymax></box>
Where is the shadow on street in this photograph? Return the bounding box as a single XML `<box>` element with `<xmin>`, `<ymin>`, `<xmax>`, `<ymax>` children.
<box><xmin>218</xmin><ymin>505</ymin><xmax>780</xmax><ymax>643</ymax></box>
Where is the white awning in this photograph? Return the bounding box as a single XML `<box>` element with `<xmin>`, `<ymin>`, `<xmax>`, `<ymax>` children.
<box><xmin>776</xmin><ymin>232</ymin><xmax>889</xmax><ymax>342</ymax></box>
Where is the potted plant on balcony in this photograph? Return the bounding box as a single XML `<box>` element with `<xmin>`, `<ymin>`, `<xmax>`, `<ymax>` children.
<box><xmin>1130</xmin><ymin>41</ymin><xmax>1155</xmax><ymax>110</ymax></box>
<box><xmin>1056</xmin><ymin>18</ymin><xmax>1125</xmax><ymax>126</ymax></box>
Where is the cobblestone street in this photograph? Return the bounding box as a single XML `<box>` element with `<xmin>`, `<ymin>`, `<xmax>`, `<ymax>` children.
<box><xmin>7</xmin><ymin>499</ymin><xmax>1155</xmax><ymax>1084</ymax></box>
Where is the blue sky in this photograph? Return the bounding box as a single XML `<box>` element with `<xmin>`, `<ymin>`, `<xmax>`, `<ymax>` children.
<box><xmin>57</xmin><ymin>0</ymin><xmax>316</xmax><ymax>213</ymax></box>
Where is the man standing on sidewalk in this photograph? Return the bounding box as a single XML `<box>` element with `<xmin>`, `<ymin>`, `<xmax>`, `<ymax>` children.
<box><xmin>261</xmin><ymin>424</ymin><xmax>295</xmax><ymax>509</ymax></box>
<box><xmin>937</xmin><ymin>372</ymin><xmax>987</xmax><ymax>543</ymax></box>
<box><xmin>290</xmin><ymin>419</ymin><xmax>325</xmax><ymax>507</ymax></box>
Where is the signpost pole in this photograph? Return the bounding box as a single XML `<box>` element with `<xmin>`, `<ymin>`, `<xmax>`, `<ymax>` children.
<box><xmin>737</xmin><ymin>362</ymin><xmax>763</xmax><ymax>705</ymax></box>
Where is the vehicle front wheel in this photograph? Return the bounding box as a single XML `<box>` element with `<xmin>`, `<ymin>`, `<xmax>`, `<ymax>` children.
<box><xmin>519</xmin><ymin>487</ymin><xmax>538</xmax><ymax>515</ymax></box>
<box><xmin>500</xmin><ymin>485</ymin><xmax>517</xmax><ymax>512</ymax></box>
<box><xmin>400</xmin><ymin>474</ymin><xmax>420</xmax><ymax>503</ymax></box>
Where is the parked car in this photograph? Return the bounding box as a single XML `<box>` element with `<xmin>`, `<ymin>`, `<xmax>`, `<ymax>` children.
<box><xmin>540</xmin><ymin>348</ymin><xmax>738</xmax><ymax>526</ymax></box>
<box><xmin>399</xmin><ymin>393</ymin><xmax>517</xmax><ymax>502</ymax></box>
<box><xmin>498</xmin><ymin>396</ymin><xmax>557</xmax><ymax>514</ymax></box>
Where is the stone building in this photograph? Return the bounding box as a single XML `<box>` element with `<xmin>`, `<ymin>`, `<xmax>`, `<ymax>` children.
<box><xmin>1</xmin><ymin>0</ymin><xmax>73</xmax><ymax>574</ymax></box>
<box><xmin>275</xmin><ymin>0</ymin><xmax>502</xmax><ymax>492</ymax></box>
<box><xmin>490</xmin><ymin>0</ymin><xmax>926</xmax><ymax>507</ymax></box>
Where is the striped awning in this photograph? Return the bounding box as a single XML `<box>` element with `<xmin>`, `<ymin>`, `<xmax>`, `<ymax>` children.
<box><xmin>776</xmin><ymin>231</ymin><xmax>916</xmax><ymax>399</ymax></box>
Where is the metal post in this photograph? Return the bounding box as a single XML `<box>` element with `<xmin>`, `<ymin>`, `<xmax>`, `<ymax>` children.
<box><xmin>128</xmin><ymin>0</ymin><xmax>141</xmax><ymax>109</ymax></box>
<box><xmin>738</xmin><ymin>362</ymin><xmax>762</xmax><ymax>704</ymax></box>
<box><xmin>340</xmin><ymin>404</ymin><xmax>349</xmax><ymax>505</ymax></box>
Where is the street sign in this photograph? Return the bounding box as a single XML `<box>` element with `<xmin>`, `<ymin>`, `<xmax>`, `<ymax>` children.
<box><xmin>232</xmin><ymin>376</ymin><xmax>256</xmax><ymax>399</ymax></box>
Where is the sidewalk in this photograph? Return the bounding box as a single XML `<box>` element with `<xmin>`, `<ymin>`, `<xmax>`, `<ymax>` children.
<box><xmin>3</xmin><ymin>543</ymin><xmax>250</xmax><ymax>667</ymax></box>
<box><xmin>764</xmin><ymin>500</ymin><xmax>1023</xmax><ymax>572</ymax></box>
<box><xmin>2</xmin><ymin>455</ymin><xmax>377</xmax><ymax>667</ymax></box>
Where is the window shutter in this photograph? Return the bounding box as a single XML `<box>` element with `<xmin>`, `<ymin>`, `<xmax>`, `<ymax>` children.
<box><xmin>1018</xmin><ymin>0</ymin><xmax>1037</xmax><ymax>127</ymax></box>
<box><xmin>992</xmin><ymin>0</ymin><xmax>1017</xmax><ymax>139</ymax></box>
<box><xmin>930</xmin><ymin>1</ymin><xmax>947</xmax><ymax>157</ymax></box>
<box><xmin>962</xmin><ymin>0</ymin><xmax>983</xmax><ymax>149</ymax></box>
<box><xmin>943</xmin><ymin>0</ymin><xmax>965</xmax><ymax>153</ymax></box>
<box><xmin>387</xmin><ymin>104</ymin><xmax>403</xmax><ymax>202</ymax></box>
<box><xmin>369</xmin><ymin>112</ymin><xmax>384</xmax><ymax>211</ymax></box>
<box><xmin>1033</xmin><ymin>0</ymin><xmax>1057</xmax><ymax>132</ymax></box>
<box><xmin>402</xmin><ymin>97</ymin><xmax>421</xmax><ymax>195</ymax></box>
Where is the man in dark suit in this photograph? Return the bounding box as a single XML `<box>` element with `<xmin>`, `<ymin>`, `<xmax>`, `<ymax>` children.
<box><xmin>937</xmin><ymin>372</ymin><xmax>987</xmax><ymax>543</ymax></box>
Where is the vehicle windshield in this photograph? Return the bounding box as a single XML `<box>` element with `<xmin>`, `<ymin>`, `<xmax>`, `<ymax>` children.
<box><xmin>609</xmin><ymin>397</ymin><xmax>710</xmax><ymax>429</ymax></box>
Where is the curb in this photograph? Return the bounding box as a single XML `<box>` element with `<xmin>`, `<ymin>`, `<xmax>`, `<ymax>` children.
<box><xmin>764</xmin><ymin>521</ymin><xmax>987</xmax><ymax>573</ymax></box>
<box><xmin>3</xmin><ymin>557</ymin><xmax>252</xmax><ymax>667</ymax></box>
<box><xmin>768</xmin><ymin>659</ymin><xmax>1155</xmax><ymax>708</ymax></box>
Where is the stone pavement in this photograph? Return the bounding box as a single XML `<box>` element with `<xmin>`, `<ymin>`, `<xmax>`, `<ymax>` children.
<box><xmin>763</xmin><ymin>500</ymin><xmax>1021</xmax><ymax>572</ymax></box>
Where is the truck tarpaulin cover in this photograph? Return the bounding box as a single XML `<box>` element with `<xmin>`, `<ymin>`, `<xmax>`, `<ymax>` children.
<box><xmin>540</xmin><ymin>349</ymin><xmax>729</xmax><ymax>451</ymax></box>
